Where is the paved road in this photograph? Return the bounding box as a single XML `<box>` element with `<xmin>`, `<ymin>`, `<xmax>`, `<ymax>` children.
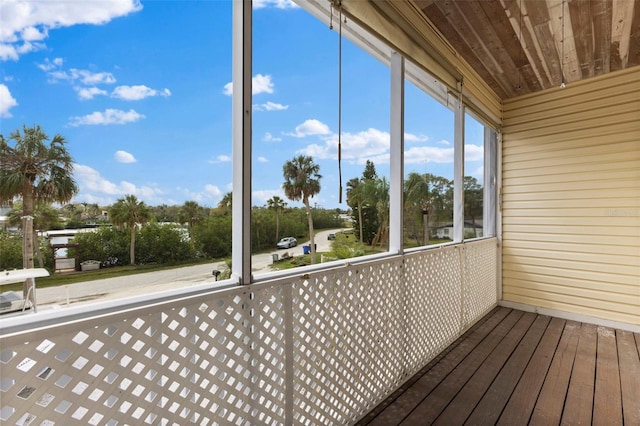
<box><xmin>36</xmin><ymin>228</ymin><xmax>345</xmax><ymax>309</ymax></box>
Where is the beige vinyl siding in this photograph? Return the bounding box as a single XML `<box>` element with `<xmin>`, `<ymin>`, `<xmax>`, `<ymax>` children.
<box><xmin>501</xmin><ymin>67</ymin><xmax>640</xmax><ymax>326</ymax></box>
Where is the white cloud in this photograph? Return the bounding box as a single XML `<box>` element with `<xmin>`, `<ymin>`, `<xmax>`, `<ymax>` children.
<box><xmin>405</xmin><ymin>133</ymin><xmax>429</xmax><ymax>143</ymax></box>
<box><xmin>253</xmin><ymin>0</ymin><xmax>298</xmax><ymax>9</ymax></box>
<box><xmin>286</xmin><ymin>119</ymin><xmax>331</xmax><ymax>138</ymax></box>
<box><xmin>263</xmin><ymin>132</ymin><xmax>281</xmax><ymax>142</ymax></box>
<box><xmin>0</xmin><ymin>83</ymin><xmax>18</xmax><ymax>117</ymax></box>
<box><xmin>296</xmin><ymin>126</ymin><xmax>476</xmax><ymax>167</ymax></box>
<box><xmin>223</xmin><ymin>73</ymin><xmax>275</xmax><ymax>96</ymax></box>
<box><xmin>40</xmin><ymin>61</ymin><xmax>117</xmax><ymax>86</ymax></box>
<box><xmin>66</xmin><ymin>68</ymin><xmax>116</xmax><ymax>85</ymax></box>
<box><xmin>464</xmin><ymin>144</ymin><xmax>484</xmax><ymax>161</ymax></box>
<box><xmin>114</xmin><ymin>150</ymin><xmax>136</xmax><ymax>163</ymax></box>
<box><xmin>257</xmin><ymin>156</ymin><xmax>268</xmax><ymax>163</ymax></box>
<box><xmin>403</xmin><ymin>146</ymin><xmax>454</xmax><ymax>164</ymax></box>
<box><xmin>253</xmin><ymin>101</ymin><xmax>288</xmax><ymax>111</ymax></box>
<box><xmin>252</xmin><ymin>74</ymin><xmax>275</xmax><ymax>94</ymax></box>
<box><xmin>179</xmin><ymin>184</ymin><xmax>222</xmax><ymax>203</ymax></box>
<box><xmin>208</xmin><ymin>154</ymin><xmax>231</xmax><ymax>164</ymax></box>
<box><xmin>252</xmin><ymin>189</ymin><xmax>285</xmax><ymax>206</ymax></box>
<box><xmin>73</xmin><ymin>163</ymin><xmax>163</xmax><ymax>204</ymax></box>
<box><xmin>36</xmin><ymin>57</ymin><xmax>62</xmax><ymax>71</ymax></box>
<box><xmin>69</xmin><ymin>108</ymin><xmax>145</xmax><ymax>126</ymax></box>
<box><xmin>75</xmin><ymin>86</ymin><xmax>108</xmax><ymax>100</ymax></box>
<box><xmin>1</xmin><ymin>0</ymin><xmax>142</xmax><ymax>61</ymax></box>
<box><xmin>112</xmin><ymin>84</ymin><xmax>171</xmax><ymax>100</ymax></box>
<box><xmin>299</xmin><ymin>127</ymin><xmax>389</xmax><ymax>160</ymax></box>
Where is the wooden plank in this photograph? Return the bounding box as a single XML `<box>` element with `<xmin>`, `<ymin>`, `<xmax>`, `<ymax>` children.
<box><xmin>561</xmin><ymin>322</ymin><xmax>598</xmax><ymax>425</ymax></box>
<box><xmin>431</xmin><ymin>312</ymin><xmax>538</xmax><ymax>424</ymax></box>
<box><xmin>611</xmin><ymin>0</ymin><xmax>636</xmax><ymax>70</ymax></box>
<box><xmin>591</xmin><ymin>0</ymin><xmax>612</xmax><ymax>75</ymax></box>
<box><xmin>593</xmin><ymin>326</ymin><xmax>623</xmax><ymax>425</ymax></box>
<box><xmin>497</xmin><ymin>317</ymin><xmax>565</xmax><ymax>425</ymax></box>
<box><xmin>423</xmin><ymin>1</ymin><xmax>505</xmax><ymax>98</ymax></box>
<box><xmin>399</xmin><ymin>310</ymin><xmax>525</xmax><ymax>425</ymax></box>
<box><xmin>569</xmin><ymin>0</ymin><xmax>596</xmax><ymax>78</ymax></box>
<box><xmin>363</xmin><ymin>307</ymin><xmax>511</xmax><ymax>425</ymax></box>
<box><xmin>464</xmin><ymin>314</ymin><xmax>551</xmax><ymax>425</ymax></box>
<box><xmin>617</xmin><ymin>330</ymin><xmax>640</xmax><ymax>425</ymax></box>
<box><xmin>626</xmin><ymin>0</ymin><xmax>640</xmax><ymax>70</ymax></box>
<box><xmin>524</xmin><ymin>0</ymin><xmax>558</xmax><ymax>89</ymax></box>
<box><xmin>529</xmin><ymin>320</ymin><xmax>581</xmax><ymax>425</ymax></box>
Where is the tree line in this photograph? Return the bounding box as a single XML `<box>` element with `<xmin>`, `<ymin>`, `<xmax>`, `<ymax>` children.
<box><xmin>347</xmin><ymin>160</ymin><xmax>483</xmax><ymax>247</ymax></box>
<box><xmin>1</xmin><ymin>125</ymin><xmax>483</xmax><ymax>298</ymax></box>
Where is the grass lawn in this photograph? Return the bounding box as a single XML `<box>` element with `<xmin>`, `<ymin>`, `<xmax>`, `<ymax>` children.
<box><xmin>1</xmin><ymin>259</ymin><xmax>216</xmax><ymax>292</ymax></box>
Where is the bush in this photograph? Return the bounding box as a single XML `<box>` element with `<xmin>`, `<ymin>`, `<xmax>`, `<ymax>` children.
<box><xmin>0</xmin><ymin>231</ymin><xmax>22</xmax><ymax>269</ymax></box>
<box><xmin>330</xmin><ymin>233</ymin><xmax>366</xmax><ymax>259</ymax></box>
<box><xmin>194</xmin><ymin>215</ymin><xmax>232</xmax><ymax>258</ymax></box>
<box><xmin>136</xmin><ymin>223</ymin><xmax>194</xmax><ymax>264</ymax></box>
<box><xmin>69</xmin><ymin>227</ymin><xmax>128</xmax><ymax>264</ymax></box>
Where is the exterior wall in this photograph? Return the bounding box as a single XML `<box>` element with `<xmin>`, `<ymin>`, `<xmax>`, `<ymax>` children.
<box><xmin>501</xmin><ymin>67</ymin><xmax>640</xmax><ymax>326</ymax></box>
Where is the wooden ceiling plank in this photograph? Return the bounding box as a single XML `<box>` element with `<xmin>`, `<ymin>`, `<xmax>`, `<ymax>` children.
<box><xmin>590</xmin><ymin>0</ymin><xmax>612</xmax><ymax>75</ymax></box>
<box><xmin>569</xmin><ymin>0</ymin><xmax>596</xmax><ymax>79</ymax></box>
<box><xmin>393</xmin><ymin>0</ymin><xmax>637</xmax><ymax>99</ymax></box>
<box><xmin>547</xmin><ymin>0</ymin><xmax>580</xmax><ymax>84</ymax></box>
<box><xmin>611</xmin><ymin>0</ymin><xmax>635</xmax><ymax>70</ymax></box>
<box><xmin>442</xmin><ymin>0</ymin><xmax>522</xmax><ymax>95</ymax></box>
<box><xmin>499</xmin><ymin>0</ymin><xmax>538</xmax><ymax>94</ymax></box>
<box><xmin>479</xmin><ymin>0</ymin><xmax>542</xmax><ymax>95</ymax></box>
<box><xmin>626</xmin><ymin>0</ymin><xmax>640</xmax><ymax>69</ymax></box>
<box><xmin>522</xmin><ymin>0</ymin><xmax>559</xmax><ymax>89</ymax></box>
<box><xmin>421</xmin><ymin>1</ymin><xmax>508</xmax><ymax>98</ymax></box>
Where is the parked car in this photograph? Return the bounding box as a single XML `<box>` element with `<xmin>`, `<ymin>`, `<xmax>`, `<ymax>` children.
<box><xmin>327</xmin><ymin>233</ymin><xmax>336</xmax><ymax>240</ymax></box>
<box><xmin>277</xmin><ymin>237</ymin><xmax>297</xmax><ymax>249</ymax></box>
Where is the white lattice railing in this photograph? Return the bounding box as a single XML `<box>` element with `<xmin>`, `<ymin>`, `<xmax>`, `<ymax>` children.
<box><xmin>0</xmin><ymin>238</ymin><xmax>497</xmax><ymax>425</ymax></box>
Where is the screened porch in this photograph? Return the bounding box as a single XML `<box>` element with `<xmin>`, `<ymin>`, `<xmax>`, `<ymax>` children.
<box><xmin>1</xmin><ymin>0</ymin><xmax>638</xmax><ymax>425</ymax></box>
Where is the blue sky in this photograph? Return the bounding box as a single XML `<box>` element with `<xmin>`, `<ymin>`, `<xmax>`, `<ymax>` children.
<box><xmin>1</xmin><ymin>0</ymin><xmax>485</xmax><ymax>210</ymax></box>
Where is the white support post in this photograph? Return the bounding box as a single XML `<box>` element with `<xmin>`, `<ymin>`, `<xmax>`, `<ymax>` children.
<box><xmin>453</xmin><ymin>85</ymin><xmax>465</xmax><ymax>243</ymax></box>
<box><xmin>389</xmin><ymin>52</ymin><xmax>405</xmax><ymax>254</ymax></box>
<box><xmin>232</xmin><ymin>0</ymin><xmax>252</xmax><ymax>284</ymax></box>
<box><xmin>483</xmin><ymin>127</ymin><xmax>497</xmax><ymax>237</ymax></box>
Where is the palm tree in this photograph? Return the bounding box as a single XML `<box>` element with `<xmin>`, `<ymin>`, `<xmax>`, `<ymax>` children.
<box><xmin>282</xmin><ymin>155</ymin><xmax>321</xmax><ymax>264</ymax></box>
<box><xmin>371</xmin><ymin>177</ymin><xmax>390</xmax><ymax>247</ymax></box>
<box><xmin>109</xmin><ymin>194</ymin><xmax>152</xmax><ymax>265</ymax></box>
<box><xmin>267</xmin><ymin>195</ymin><xmax>287</xmax><ymax>244</ymax></box>
<box><xmin>0</xmin><ymin>125</ymin><xmax>78</xmax><ymax>298</ymax></box>
<box><xmin>404</xmin><ymin>172</ymin><xmax>430</xmax><ymax>245</ymax></box>
<box><xmin>8</xmin><ymin>202</ymin><xmax>63</xmax><ymax>267</ymax></box>
<box><xmin>464</xmin><ymin>176</ymin><xmax>483</xmax><ymax>238</ymax></box>
<box><xmin>217</xmin><ymin>192</ymin><xmax>232</xmax><ymax>215</ymax></box>
<box><xmin>178</xmin><ymin>201</ymin><xmax>204</xmax><ymax>238</ymax></box>
<box><xmin>346</xmin><ymin>178</ymin><xmax>366</xmax><ymax>244</ymax></box>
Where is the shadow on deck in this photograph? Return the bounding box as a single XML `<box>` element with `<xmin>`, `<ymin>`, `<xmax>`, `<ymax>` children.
<box><xmin>358</xmin><ymin>307</ymin><xmax>640</xmax><ymax>425</ymax></box>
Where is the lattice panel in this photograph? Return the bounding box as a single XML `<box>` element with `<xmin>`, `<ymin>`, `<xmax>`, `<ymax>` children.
<box><xmin>291</xmin><ymin>258</ymin><xmax>406</xmax><ymax>425</ymax></box>
<box><xmin>463</xmin><ymin>239</ymin><xmax>498</xmax><ymax>327</ymax></box>
<box><xmin>403</xmin><ymin>246</ymin><xmax>464</xmax><ymax>375</ymax></box>
<box><xmin>0</xmin><ymin>286</ymin><xmax>288</xmax><ymax>426</ymax></box>
<box><xmin>0</xmin><ymin>239</ymin><xmax>498</xmax><ymax>425</ymax></box>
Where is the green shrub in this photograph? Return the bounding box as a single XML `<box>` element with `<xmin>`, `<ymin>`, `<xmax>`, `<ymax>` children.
<box><xmin>137</xmin><ymin>223</ymin><xmax>194</xmax><ymax>264</ymax></box>
<box><xmin>0</xmin><ymin>231</ymin><xmax>22</xmax><ymax>270</ymax></box>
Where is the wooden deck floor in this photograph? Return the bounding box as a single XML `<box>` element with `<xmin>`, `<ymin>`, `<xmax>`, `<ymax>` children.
<box><xmin>357</xmin><ymin>307</ymin><xmax>640</xmax><ymax>425</ymax></box>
